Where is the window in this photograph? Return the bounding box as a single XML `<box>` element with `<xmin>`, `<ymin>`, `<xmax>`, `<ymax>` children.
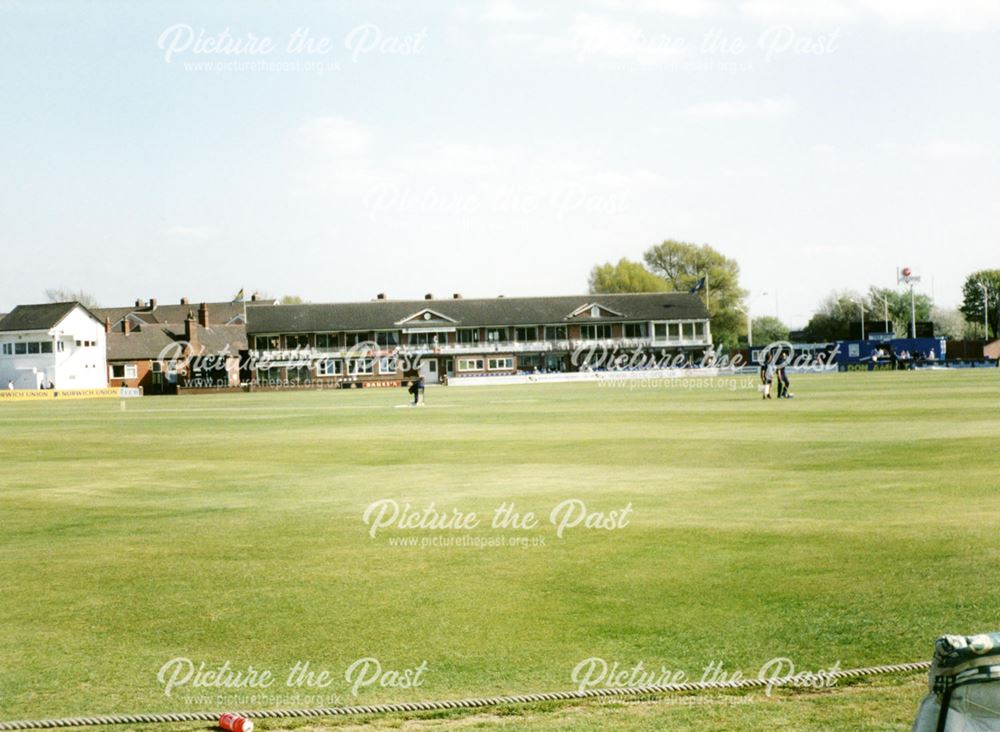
<box><xmin>653</xmin><ymin>323</ymin><xmax>666</xmax><ymax>340</ymax></box>
<box><xmin>519</xmin><ymin>355</ymin><xmax>542</xmax><ymax>370</ymax></box>
<box><xmin>315</xmin><ymin>333</ymin><xmax>340</xmax><ymax>351</ymax></box>
<box><xmin>458</xmin><ymin>358</ymin><xmax>485</xmax><ymax>371</ymax></box>
<box><xmin>486</xmin><ymin>328</ymin><xmax>507</xmax><ymax>343</ymax></box>
<box><xmin>287</xmin><ymin>366</ymin><xmax>310</xmax><ymax>384</ymax></box>
<box><xmin>256</xmin><ymin>367</ymin><xmax>282</xmax><ymax>384</ymax></box>
<box><xmin>694</xmin><ymin>322</ymin><xmax>705</xmax><ymax>338</ymax></box>
<box><xmin>683</xmin><ymin>322</ymin><xmax>695</xmax><ymax>339</ymax></box>
<box><xmin>57</xmin><ymin>341</ymin><xmax>65</xmax><ymax>352</ymax></box>
<box><xmin>580</xmin><ymin>324</ymin><xmax>612</xmax><ymax>340</ymax></box>
<box><xmin>14</xmin><ymin>343</ymin><xmax>26</xmax><ymax>355</ymax></box>
<box><xmin>408</xmin><ymin>331</ymin><xmax>438</xmax><ymax>346</ymax></box>
<box><xmin>488</xmin><ymin>357</ymin><xmax>514</xmax><ymax>370</ymax></box>
<box><xmin>27</xmin><ymin>342</ymin><xmax>40</xmax><ymax>354</ymax></box>
<box><xmin>349</xmin><ymin>358</ymin><xmax>374</xmax><ymax>375</ymax></box>
<box><xmin>285</xmin><ymin>334</ymin><xmax>309</xmax><ymax>350</ymax></box>
<box><xmin>111</xmin><ymin>365</ymin><xmax>125</xmax><ymax>379</ymax></box>
<box><xmin>379</xmin><ymin>356</ymin><xmax>398</xmax><ymax>375</ymax></box>
<box><xmin>668</xmin><ymin>323</ymin><xmax>680</xmax><ymax>340</ymax></box>
<box><xmin>317</xmin><ymin>359</ymin><xmax>342</xmax><ymax>377</ymax></box>
<box><xmin>40</xmin><ymin>342</ymin><xmax>53</xmax><ymax>354</ymax></box>
<box><xmin>375</xmin><ymin>331</ymin><xmax>400</xmax><ymax>347</ymax></box>
<box><xmin>255</xmin><ymin>335</ymin><xmax>280</xmax><ymax>351</ymax></box>
<box><xmin>125</xmin><ymin>364</ymin><xmax>137</xmax><ymax>378</ymax></box>
<box><xmin>345</xmin><ymin>332</ymin><xmax>371</xmax><ymax>347</ymax></box>
<box><xmin>514</xmin><ymin>326</ymin><xmax>538</xmax><ymax>341</ymax></box>
<box><xmin>624</xmin><ymin>323</ymin><xmax>647</xmax><ymax>338</ymax></box>
<box><xmin>545</xmin><ymin>326</ymin><xmax>567</xmax><ymax>341</ymax></box>
<box><xmin>457</xmin><ymin>328</ymin><xmax>480</xmax><ymax>344</ymax></box>
<box><xmin>2</xmin><ymin>343</ymin><xmax>11</xmax><ymax>355</ymax></box>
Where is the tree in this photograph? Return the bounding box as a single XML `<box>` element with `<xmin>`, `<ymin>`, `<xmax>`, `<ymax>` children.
<box><xmin>803</xmin><ymin>290</ymin><xmax>864</xmax><ymax>342</ymax></box>
<box><xmin>280</xmin><ymin>295</ymin><xmax>306</xmax><ymax>305</ymax></box>
<box><xmin>959</xmin><ymin>270</ymin><xmax>1000</xmax><ymax>339</ymax></box>
<box><xmin>643</xmin><ymin>240</ymin><xmax>747</xmax><ymax>346</ymax></box>
<box><xmin>866</xmin><ymin>286</ymin><xmax>933</xmax><ymax>337</ymax></box>
<box><xmin>751</xmin><ymin>316</ymin><xmax>789</xmax><ymax>345</ymax></box>
<box><xmin>588</xmin><ymin>258</ymin><xmax>669</xmax><ymax>294</ymax></box>
<box><xmin>45</xmin><ymin>288</ymin><xmax>100</xmax><ymax>308</ymax></box>
<box><xmin>931</xmin><ymin>307</ymin><xmax>970</xmax><ymax>340</ymax></box>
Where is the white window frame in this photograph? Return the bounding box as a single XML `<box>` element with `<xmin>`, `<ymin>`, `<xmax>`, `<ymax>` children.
<box><xmin>317</xmin><ymin>359</ymin><xmax>342</xmax><ymax>377</ymax></box>
<box><xmin>349</xmin><ymin>357</ymin><xmax>374</xmax><ymax>375</ymax></box>
<box><xmin>458</xmin><ymin>358</ymin><xmax>485</xmax><ymax>371</ymax></box>
<box><xmin>1</xmin><ymin>343</ymin><xmax>11</xmax><ymax>355</ymax></box>
<box><xmin>379</xmin><ymin>356</ymin><xmax>398</xmax><ymax>375</ymax></box>
<box><xmin>487</xmin><ymin>357</ymin><xmax>514</xmax><ymax>371</ymax></box>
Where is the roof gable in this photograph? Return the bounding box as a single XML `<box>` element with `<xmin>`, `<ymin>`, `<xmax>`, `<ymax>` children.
<box><xmin>565</xmin><ymin>302</ymin><xmax>625</xmax><ymax>320</ymax></box>
<box><xmin>0</xmin><ymin>302</ymin><xmax>100</xmax><ymax>332</ymax></box>
<box><xmin>395</xmin><ymin>308</ymin><xmax>458</xmax><ymax>326</ymax></box>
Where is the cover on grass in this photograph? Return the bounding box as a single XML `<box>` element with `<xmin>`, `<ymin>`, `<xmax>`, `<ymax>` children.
<box><xmin>912</xmin><ymin>633</ymin><xmax>1000</xmax><ymax>731</ymax></box>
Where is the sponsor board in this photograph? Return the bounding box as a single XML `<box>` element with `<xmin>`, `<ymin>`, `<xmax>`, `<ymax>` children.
<box><xmin>0</xmin><ymin>387</ymin><xmax>143</xmax><ymax>401</ymax></box>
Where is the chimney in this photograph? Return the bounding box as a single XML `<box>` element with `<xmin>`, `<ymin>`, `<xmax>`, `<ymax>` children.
<box><xmin>425</xmin><ymin>293</ymin><xmax>433</xmax><ymax>300</ymax></box>
<box><xmin>452</xmin><ymin>293</ymin><xmax>462</xmax><ymax>299</ymax></box>
<box><xmin>135</xmin><ymin>298</ymin><xmax>143</xmax><ymax>307</ymax></box>
<box><xmin>251</xmin><ymin>292</ymin><xmax>258</xmax><ymax>302</ymax></box>
<box><xmin>376</xmin><ymin>293</ymin><xmax>386</xmax><ymax>300</ymax></box>
<box><xmin>180</xmin><ymin>297</ymin><xmax>189</xmax><ymax>305</ymax></box>
<box><xmin>198</xmin><ymin>302</ymin><xmax>209</xmax><ymax>327</ymax></box>
<box><xmin>123</xmin><ymin>318</ymin><xmax>131</xmax><ymax>336</ymax></box>
<box><xmin>185</xmin><ymin>311</ymin><xmax>197</xmax><ymax>344</ymax></box>
<box><xmin>104</xmin><ymin>316</ymin><xmax>112</xmax><ymax>334</ymax></box>
<box><xmin>149</xmin><ymin>298</ymin><xmax>157</xmax><ymax>310</ymax></box>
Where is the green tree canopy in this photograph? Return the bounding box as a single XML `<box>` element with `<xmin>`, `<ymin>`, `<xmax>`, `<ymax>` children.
<box><xmin>588</xmin><ymin>258</ymin><xmax>669</xmax><ymax>294</ymax></box>
<box><xmin>751</xmin><ymin>315</ymin><xmax>789</xmax><ymax>345</ymax></box>
<box><xmin>866</xmin><ymin>286</ymin><xmax>933</xmax><ymax>337</ymax></box>
<box><xmin>642</xmin><ymin>240</ymin><xmax>747</xmax><ymax>346</ymax></box>
<box><xmin>959</xmin><ymin>269</ymin><xmax>1000</xmax><ymax>338</ymax></box>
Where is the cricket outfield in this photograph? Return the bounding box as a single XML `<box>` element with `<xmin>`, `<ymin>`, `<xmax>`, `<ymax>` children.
<box><xmin>1</xmin><ymin>370</ymin><xmax>998</xmax><ymax>730</ymax></box>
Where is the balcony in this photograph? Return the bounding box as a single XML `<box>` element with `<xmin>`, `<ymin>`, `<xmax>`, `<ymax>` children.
<box><xmin>248</xmin><ymin>335</ymin><xmax>710</xmax><ymax>363</ymax></box>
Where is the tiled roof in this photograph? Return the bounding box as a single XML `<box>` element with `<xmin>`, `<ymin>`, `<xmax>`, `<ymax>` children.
<box><xmin>106</xmin><ymin>323</ymin><xmax>248</xmax><ymax>361</ymax></box>
<box><xmin>93</xmin><ymin>301</ymin><xmax>251</xmax><ymax>327</ymax></box>
<box><xmin>246</xmin><ymin>293</ymin><xmax>709</xmax><ymax>335</ymax></box>
<box><xmin>0</xmin><ymin>302</ymin><xmax>98</xmax><ymax>332</ymax></box>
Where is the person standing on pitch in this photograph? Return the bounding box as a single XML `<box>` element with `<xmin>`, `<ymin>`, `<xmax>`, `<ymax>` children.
<box><xmin>777</xmin><ymin>360</ymin><xmax>793</xmax><ymax>399</ymax></box>
<box><xmin>760</xmin><ymin>356</ymin><xmax>773</xmax><ymax>399</ymax></box>
<box><xmin>409</xmin><ymin>374</ymin><xmax>425</xmax><ymax>406</ymax></box>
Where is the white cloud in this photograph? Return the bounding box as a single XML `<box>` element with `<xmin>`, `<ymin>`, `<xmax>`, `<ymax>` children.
<box><xmin>683</xmin><ymin>97</ymin><xmax>794</xmax><ymax>119</ymax></box>
<box><xmin>293</xmin><ymin>116</ymin><xmax>370</xmax><ymax>157</ymax></box>
<box><xmin>167</xmin><ymin>226</ymin><xmax>216</xmax><ymax>239</ymax></box>
<box><xmin>565</xmin><ymin>13</ymin><xmax>687</xmax><ymax>64</ymax></box>
<box><xmin>481</xmin><ymin>0</ymin><xmax>541</xmax><ymax>22</ymax></box>
<box><xmin>740</xmin><ymin>0</ymin><xmax>853</xmax><ymax>24</ymax></box>
<box><xmin>740</xmin><ymin>0</ymin><xmax>1000</xmax><ymax>29</ymax></box>
<box><xmin>289</xmin><ymin>116</ymin><xmax>673</xmax><ymax>222</ymax></box>
<box><xmin>921</xmin><ymin>138</ymin><xmax>994</xmax><ymax>161</ymax></box>
<box><xmin>591</xmin><ymin>0</ymin><xmax>721</xmax><ymax>18</ymax></box>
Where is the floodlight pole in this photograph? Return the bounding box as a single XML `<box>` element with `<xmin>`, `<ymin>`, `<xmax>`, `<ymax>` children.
<box><xmin>874</xmin><ymin>293</ymin><xmax>889</xmax><ymax>334</ymax></box>
<box><xmin>850</xmin><ymin>298</ymin><xmax>865</xmax><ymax>341</ymax></box>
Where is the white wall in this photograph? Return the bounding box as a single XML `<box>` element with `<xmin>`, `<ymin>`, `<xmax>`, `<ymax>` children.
<box><xmin>0</xmin><ymin>306</ymin><xmax>108</xmax><ymax>389</ymax></box>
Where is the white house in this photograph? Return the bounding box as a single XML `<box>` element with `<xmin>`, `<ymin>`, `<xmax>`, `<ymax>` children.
<box><xmin>0</xmin><ymin>302</ymin><xmax>108</xmax><ymax>389</ymax></box>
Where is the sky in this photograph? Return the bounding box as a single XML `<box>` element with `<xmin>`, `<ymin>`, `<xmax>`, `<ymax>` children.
<box><xmin>1</xmin><ymin>0</ymin><xmax>998</xmax><ymax>327</ymax></box>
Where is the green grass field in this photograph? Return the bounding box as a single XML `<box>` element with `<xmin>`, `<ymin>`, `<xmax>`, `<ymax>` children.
<box><xmin>2</xmin><ymin>370</ymin><xmax>998</xmax><ymax>730</ymax></box>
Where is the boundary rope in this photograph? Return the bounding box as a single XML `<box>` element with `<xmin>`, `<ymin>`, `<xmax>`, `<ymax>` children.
<box><xmin>0</xmin><ymin>660</ymin><xmax>930</xmax><ymax>730</ymax></box>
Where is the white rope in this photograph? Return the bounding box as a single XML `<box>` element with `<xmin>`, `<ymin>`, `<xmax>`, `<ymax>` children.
<box><xmin>0</xmin><ymin>660</ymin><xmax>930</xmax><ymax>730</ymax></box>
